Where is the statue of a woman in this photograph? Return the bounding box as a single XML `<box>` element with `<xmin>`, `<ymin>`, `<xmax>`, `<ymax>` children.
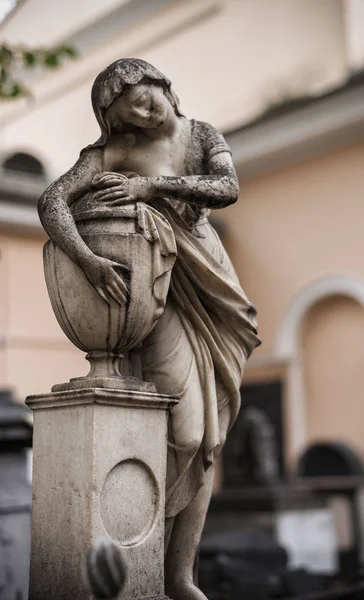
<box><xmin>38</xmin><ymin>58</ymin><xmax>261</xmax><ymax>600</ymax></box>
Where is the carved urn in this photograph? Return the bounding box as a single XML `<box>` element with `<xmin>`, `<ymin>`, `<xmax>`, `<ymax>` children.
<box><xmin>43</xmin><ymin>195</ymin><xmax>176</xmax><ymax>392</ymax></box>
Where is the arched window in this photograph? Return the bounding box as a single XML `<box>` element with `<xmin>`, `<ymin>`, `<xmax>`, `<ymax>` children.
<box><xmin>274</xmin><ymin>274</ymin><xmax>364</xmax><ymax>456</ymax></box>
<box><xmin>3</xmin><ymin>152</ymin><xmax>45</xmax><ymax>178</ymax></box>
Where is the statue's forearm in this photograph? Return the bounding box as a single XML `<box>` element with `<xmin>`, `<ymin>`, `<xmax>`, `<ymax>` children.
<box><xmin>38</xmin><ymin>189</ymin><xmax>96</xmax><ymax>267</ymax></box>
<box><xmin>148</xmin><ymin>175</ymin><xmax>239</xmax><ymax>209</ymax></box>
<box><xmin>38</xmin><ymin>149</ymin><xmax>103</xmax><ymax>267</ymax></box>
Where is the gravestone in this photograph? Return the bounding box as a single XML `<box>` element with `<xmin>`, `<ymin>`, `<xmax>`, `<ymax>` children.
<box><xmin>0</xmin><ymin>390</ymin><xmax>32</xmax><ymax>600</ymax></box>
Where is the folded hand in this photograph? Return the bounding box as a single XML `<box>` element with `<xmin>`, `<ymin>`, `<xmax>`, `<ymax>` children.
<box><xmin>90</xmin><ymin>173</ymin><xmax>154</xmax><ymax>205</ymax></box>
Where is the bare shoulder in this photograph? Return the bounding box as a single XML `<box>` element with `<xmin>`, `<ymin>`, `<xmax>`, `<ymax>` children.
<box><xmin>39</xmin><ymin>147</ymin><xmax>104</xmax><ymax>210</ymax></box>
<box><xmin>48</xmin><ymin>147</ymin><xmax>104</xmax><ymax>188</ymax></box>
<box><xmin>60</xmin><ymin>147</ymin><xmax>104</xmax><ymax>188</ymax></box>
<box><xmin>74</xmin><ymin>146</ymin><xmax>104</xmax><ymax>174</ymax></box>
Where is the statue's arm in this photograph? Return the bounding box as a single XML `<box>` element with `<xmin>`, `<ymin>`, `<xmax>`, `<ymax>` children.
<box><xmin>88</xmin><ymin>122</ymin><xmax>239</xmax><ymax>209</ymax></box>
<box><xmin>39</xmin><ymin>148</ymin><xmax>130</xmax><ymax>304</ymax></box>
<box><xmin>38</xmin><ymin>149</ymin><xmax>103</xmax><ymax>267</ymax></box>
<box><xmin>147</xmin><ymin>120</ymin><xmax>239</xmax><ymax>209</ymax></box>
<box><xmin>39</xmin><ymin>148</ymin><xmax>129</xmax><ymax>304</ymax></box>
<box><xmin>148</xmin><ymin>153</ymin><xmax>239</xmax><ymax>209</ymax></box>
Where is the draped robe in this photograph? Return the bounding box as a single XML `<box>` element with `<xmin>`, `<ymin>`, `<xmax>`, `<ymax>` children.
<box><xmin>140</xmin><ymin>120</ymin><xmax>261</xmax><ymax>517</ymax></box>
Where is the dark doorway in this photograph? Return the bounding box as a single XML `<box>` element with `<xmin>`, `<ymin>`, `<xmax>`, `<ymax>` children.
<box><xmin>222</xmin><ymin>380</ymin><xmax>285</xmax><ymax>487</ymax></box>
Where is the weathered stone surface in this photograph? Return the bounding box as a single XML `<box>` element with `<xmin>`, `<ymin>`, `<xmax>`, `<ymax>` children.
<box><xmin>26</xmin><ymin>388</ymin><xmax>177</xmax><ymax>600</ymax></box>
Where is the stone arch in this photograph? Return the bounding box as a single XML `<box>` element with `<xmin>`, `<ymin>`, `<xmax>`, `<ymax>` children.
<box><xmin>275</xmin><ymin>274</ymin><xmax>364</xmax><ymax>358</ymax></box>
<box><xmin>273</xmin><ymin>274</ymin><xmax>364</xmax><ymax>457</ymax></box>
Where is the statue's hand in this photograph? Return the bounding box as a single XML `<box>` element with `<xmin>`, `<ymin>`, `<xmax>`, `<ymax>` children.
<box><xmin>80</xmin><ymin>254</ymin><xmax>128</xmax><ymax>305</ymax></box>
<box><xmin>90</xmin><ymin>174</ymin><xmax>154</xmax><ymax>206</ymax></box>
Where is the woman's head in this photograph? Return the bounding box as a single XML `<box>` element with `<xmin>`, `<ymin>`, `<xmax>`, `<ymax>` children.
<box><xmin>105</xmin><ymin>81</ymin><xmax>173</xmax><ymax>130</ymax></box>
<box><xmin>91</xmin><ymin>58</ymin><xmax>182</xmax><ymax>142</ymax></box>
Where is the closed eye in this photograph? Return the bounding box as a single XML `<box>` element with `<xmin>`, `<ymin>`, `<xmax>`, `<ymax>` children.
<box><xmin>134</xmin><ymin>91</ymin><xmax>150</xmax><ymax>107</ymax></box>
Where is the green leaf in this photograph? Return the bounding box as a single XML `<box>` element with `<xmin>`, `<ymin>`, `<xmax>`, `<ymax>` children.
<box><xmin>0</xmin><ymin>66</ymin><xmax>8</xmax><ymax>83</ymax></box>
<box><xmin>9</xmin><ymin>82</ymin><xmax>26</xmax><ymax>97</ymax></box>
<box><xmin>43</xmin><ymin>52</ymin><xmax>59</xmax><ymax>67</ymax></box>
<box><xmin>0</xmin><ymin>45</ymin><xmax>14</xmax><ymax>61</ymax></box>
<box><xmin>23</xmin><ymin>51</ymin><xmax>37</xmax><ymax>66</ymax></box>
<box><xmin>57</xmin><ymin>45</ymin><xmax>77</xmax><ymax>58</ymax></box>
<box><xmin>0</xmin><ymin>42</ymin><xmax>78</xmax><ymax>101</ymax></box>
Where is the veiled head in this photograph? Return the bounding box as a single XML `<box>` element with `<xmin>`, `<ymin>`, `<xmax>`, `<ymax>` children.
<box><xmin>90</xmin><ymin>58</ymin><xmax>183</xmax><ymax>142</ymax></box>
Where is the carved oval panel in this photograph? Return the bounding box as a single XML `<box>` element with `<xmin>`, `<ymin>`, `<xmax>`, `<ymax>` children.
<box><xmin>100</xmin><ymin>459</ymin><xmax>160</xmax><ymax>547</ymax></box>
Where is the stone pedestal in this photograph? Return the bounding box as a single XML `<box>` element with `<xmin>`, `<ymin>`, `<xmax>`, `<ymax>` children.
<box><xmin>26</xmin><ymin>387</ymin><xmax>177</xmax><ymax>600</ymax></box>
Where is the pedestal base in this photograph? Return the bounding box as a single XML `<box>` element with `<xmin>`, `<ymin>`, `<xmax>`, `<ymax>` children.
<box><xmin>52</xmin><ymin>375</ymin><xmax>156</xmax><ymax>393</ymax></box>
<box><xmin>52</xmin><ymin>349</ymin><xmax>157</xmax><ymax>393</ymax></box>
<box><xmin>26</xmin><ymin>387</ymin><xmax>177</xmax><ymax>600</ymax></box>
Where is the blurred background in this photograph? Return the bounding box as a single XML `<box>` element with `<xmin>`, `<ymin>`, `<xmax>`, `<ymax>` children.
<box><xmin>1</xmin><ymin>0</ymin><xmax>364</xmax><ymax>598</ymax></box>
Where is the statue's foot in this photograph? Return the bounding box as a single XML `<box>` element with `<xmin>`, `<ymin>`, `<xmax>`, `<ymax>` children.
<box><xmin>166</xmin><ymin>581</ymin><xmax>208</xmax><ymax>600</ymax></box>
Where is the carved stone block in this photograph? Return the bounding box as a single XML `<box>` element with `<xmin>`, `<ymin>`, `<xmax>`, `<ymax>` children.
<box><xmin>26</xmin><ymin>388</ymin><xmax>177</xmax><ymax>600</ymax></box>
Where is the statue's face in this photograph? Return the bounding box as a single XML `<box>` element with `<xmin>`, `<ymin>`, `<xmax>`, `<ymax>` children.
<box><xmin>107</xmin><ymin>82</ymin><xmax>170</xmax><ymax>129</ymax></box>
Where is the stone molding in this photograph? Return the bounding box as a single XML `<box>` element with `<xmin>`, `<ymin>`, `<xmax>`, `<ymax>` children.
<box><xmin>26</xmin><ymin>387</ymin><xmax>178</xmax><ymax>411</ymax></box>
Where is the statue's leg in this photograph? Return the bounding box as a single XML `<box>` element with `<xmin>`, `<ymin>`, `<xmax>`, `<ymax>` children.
<box><xmin>142</xmin><ymin>303</ymin><xmax>234</xmax><ymax>599</ymax></box>
<box><xmin>164</xmin><ymin>403</ymin><xmax>231</xmax><ymax>600</ymax></box>
<box><xmin>164</xmin><ymin>465</ymin><xmax>214</xmax><ymax>600</ymax></box>
<box><xmin>142</xmin><ymin>298</ymin><xmax>206</xmax><ymax>505</ymax></box>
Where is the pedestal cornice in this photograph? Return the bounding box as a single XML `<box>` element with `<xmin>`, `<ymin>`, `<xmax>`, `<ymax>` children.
<box><xmin>26</xmin><ymin>387</ymin><xmax>179</xmax><ymax>411</ymax></box>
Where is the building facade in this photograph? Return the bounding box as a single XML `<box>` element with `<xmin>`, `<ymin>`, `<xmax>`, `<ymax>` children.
<box><xmin>1</xmin><ymin>0</ymin><xmax>364</xmax><ymax>470</ymax></box>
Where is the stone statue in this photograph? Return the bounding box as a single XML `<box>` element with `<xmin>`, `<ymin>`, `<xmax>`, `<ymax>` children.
<box><xmin>38</xmin><ymin>58</ymin><xmax>261</xmax><ymax>600</ymax></box>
